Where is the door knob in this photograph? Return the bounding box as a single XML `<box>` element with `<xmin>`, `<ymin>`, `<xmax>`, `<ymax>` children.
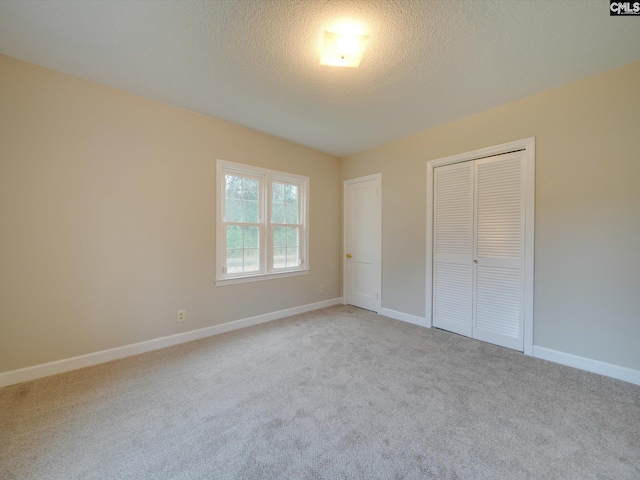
<box><xmin>346</xmin><ymin>253</ymin><xmax>352</xmax><ymax>259</ymax></box>
<box><xmin>474</xmin><ymin>259</ymin><xmax>478</xmax><ymax>264</ymax></box>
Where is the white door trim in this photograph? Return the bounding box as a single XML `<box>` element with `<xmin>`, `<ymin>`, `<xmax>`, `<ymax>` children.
<box><xmin>426</xmin><ymin>137</ymin><xmax>535</xmax><ymax>355</ymax></box>
<box><xmin>343</xmin><ymin>173</ymin><xmax>382</xmax><ymax>313</ymax></box>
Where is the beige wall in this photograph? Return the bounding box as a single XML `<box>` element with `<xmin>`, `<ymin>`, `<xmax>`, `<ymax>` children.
<box><xmin>2</xmin><ymin>52</ymin><xmax>638</xmax><ymax>375</ymax></box>
<box><xmin>342</xmin><ymin>61</ymin><xmax>640</xmax><ymax>370</ymax></box>
<box><xmin>0</xmin><ymin>55</ymin><xmax>341</xmax><ymax>372</ymax></box>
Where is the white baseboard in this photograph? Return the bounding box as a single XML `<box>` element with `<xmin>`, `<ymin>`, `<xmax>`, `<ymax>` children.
<box><xmin>379</xmin><ymin>307</ymin><xmax>430</xmax><ymax>328</ymax></box>
<box><xmin>0</xmin><ymin>297</ymin><xmax>343</xmax><ymax>388</ymax></box>
<box><xmin>533</xmin><ymin>345</ymin><xmax>640</xmax><ymax>386</ymax></box>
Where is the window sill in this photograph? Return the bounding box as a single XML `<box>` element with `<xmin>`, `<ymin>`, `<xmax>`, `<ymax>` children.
<box><xmin>215</xmin><ymin>269</ymin><xmax>309</xmax><ymax>286</ymax></box>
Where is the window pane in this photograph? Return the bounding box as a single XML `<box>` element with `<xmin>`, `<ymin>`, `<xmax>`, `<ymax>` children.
<box><xmin>244</xmin><ymin>226</ymin><xmax>259</xmax><ymax>248</ymax></box>
<box><xmin>272</xmin><ymin>183</ymin><xmax>284</xmax><ymax>203</ymax></box>
<box><xmin>243</xmin><ymin>178</ymin><xmax>258</xmax><ymax>201</ymax></box>
<box><xmin>272</xmin><ymin>203</ymin><xmax>284</xmax><ymax>224</ymax></box>
<box><xmin>225</xmin><ymin>174</ymin><xmax>261</xmax><ymax>224</ymax></box>
<box><xmin>285</xmin><ymin>204</ymin><xmax>298</xmax><ymax>224</ymax></box>
<box><xmin>226</xmin><ymin>248</ymin><xmax>243</xmax><ymax>273</ymax></box>
<box><xmin>225</xmin><ymin>175</ymin><xmax>243</xmax><ymax>199</ymax></box>
<box><xmin>244</xmin><ymin>248</ymin><xmax>260</xmax><ymax>272</ymax></box>
<box><xmin>273</xmin><ymin>247</ymin><xmax>286</xmax><ymax>269</ymax></box>
<box><xmin>225</xmin><ymin>199</ymin><xmax>243</xmax><ymax>222</ymax></box>
<box><xmin>285</xmin><ymin>185</ymin><xmax>298</xmax><ymax>204</ymax></box>
<box><xmin>243</xmin><ymin>200</ymin><xmax>259</xmax><ymax>223</ymax></box>
<box><xmin>273</xmin><ymin>226</ymin><xmax>286</xmax><ymax>247</ymax></box>
<box><xmin>286</xmin><ymin>226</ymin><xmax>298</xmax><ymax>246</ymax></box>
<box><xmin>226</xmin><ymin>225</ymin><xmax>243</xmax><ymax>249</ymax></box>
<box><xmin>286</xmin><ymin>247</ymin><xmax>299</xmax><ymax>267</ymax></box>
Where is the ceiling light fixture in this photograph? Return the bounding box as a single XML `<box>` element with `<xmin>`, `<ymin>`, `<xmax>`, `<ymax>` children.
<box><xmin>320</xmin><ymin>30</ymin><xmax>369</xmax><ymax>68</ymax></box>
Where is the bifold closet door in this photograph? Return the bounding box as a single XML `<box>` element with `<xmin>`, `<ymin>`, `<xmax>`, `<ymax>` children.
<box><xmin>432</xmin><ymin>161</ymin><xmax>474</xmax><ymax>337</ymax></box>
<box><xmin>473</xmin><ymin>152</ymin><xmax>525</xmax><ymax>351</ymax></box>
<box><xmin>432</xmin><ymin>151</ymin><xmax>526</xmax><ymax>352</ymax></box>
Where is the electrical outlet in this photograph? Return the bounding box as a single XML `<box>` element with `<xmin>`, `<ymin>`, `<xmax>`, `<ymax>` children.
<box><xmin>177</xmin><ymin>310</ymin><xmax>186</xmax><ymax>322</ymax></box>
<box><xmin>319</xmin><ymin>285</ymin><xmax>324</xmax><ymax>294</ymax></box>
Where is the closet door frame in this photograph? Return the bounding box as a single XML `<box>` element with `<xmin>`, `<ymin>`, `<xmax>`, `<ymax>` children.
<box><xmin>426</xmin><ymin>137</ymin><xmax>535</xmax><ymax>355</ymax></box>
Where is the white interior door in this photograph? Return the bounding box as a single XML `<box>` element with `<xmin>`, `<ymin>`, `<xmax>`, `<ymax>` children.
<box><xmin>432</xmin><ymin>151</ymin><xmax>527</xmax><ymax>351</ymax></box>
<box><xmin>344</xmin><ymin>175</ymin><xmax>381</xmax><ymax>312</ymax></box>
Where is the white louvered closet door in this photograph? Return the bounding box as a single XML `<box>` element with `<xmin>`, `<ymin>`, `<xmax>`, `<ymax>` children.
<box><xmin>432</xmin><ymin>162</ymin><xmax>474</xmax><ymax>337</ymax></box>
<box><xmin>432</xmin><ymin>151</ymin><xmax>526</xmax><ymax>351</ymax></box>
<box><xmin>473</xmin><ymin>152</ymin><xmax>525</xmax><ymax>351</ymax></box>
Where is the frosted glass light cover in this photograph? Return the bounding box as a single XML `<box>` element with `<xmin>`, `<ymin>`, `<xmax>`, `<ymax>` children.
<box><xmin>320</xmin><ymin>31</ymin><xmax>369</xmax><ymax>68</ymax></box>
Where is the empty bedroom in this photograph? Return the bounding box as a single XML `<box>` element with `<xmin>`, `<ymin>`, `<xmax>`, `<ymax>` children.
<box><xmin>1</xmin><ymin>1</ymin><xmax>639</xmax><ymax>479</ymax></box>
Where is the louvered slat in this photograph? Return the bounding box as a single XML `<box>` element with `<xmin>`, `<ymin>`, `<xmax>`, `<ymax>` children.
<box><xmin>434</xmin><ymin>263</ymin><xmax>472</xmax><ymax>333</ymax></box>
<box><xmin>434</xmin><ymin>164</ymin><xmax>473</xmax><ymax>256</ymax></box>
<box><xmin>476</xmin><ymin>158</ymin><xmax>522</xmax><ymax>259</ymax></box>
<box><xmin>476</xmin><ymin>267</ymin><xmax>521</xmax><ymax>338</ymax></box>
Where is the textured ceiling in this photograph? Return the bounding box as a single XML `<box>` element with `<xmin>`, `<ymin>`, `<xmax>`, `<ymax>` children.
<box><xmin>0</xmin><ymin>0</ymin><xmax>639</xmax><ymax>157</ymax></box>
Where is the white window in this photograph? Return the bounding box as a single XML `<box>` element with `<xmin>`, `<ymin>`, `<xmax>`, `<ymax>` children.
<box><xmin>216</xmin><ymin>160</ymin><xmax>309</xmax><ymax>285</ymax></box>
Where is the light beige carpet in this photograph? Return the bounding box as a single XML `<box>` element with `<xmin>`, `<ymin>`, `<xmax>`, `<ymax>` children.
<box><xmin>1</xmin><ymin>305</ymin><xmax>639</xmax><ymax>479</ymax></box>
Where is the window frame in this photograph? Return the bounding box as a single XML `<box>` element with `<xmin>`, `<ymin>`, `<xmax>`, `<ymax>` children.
<box><xmin>216</xmin><ymin>159</ymin><xmax>309</xmax><ymax>286</ymax></box>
